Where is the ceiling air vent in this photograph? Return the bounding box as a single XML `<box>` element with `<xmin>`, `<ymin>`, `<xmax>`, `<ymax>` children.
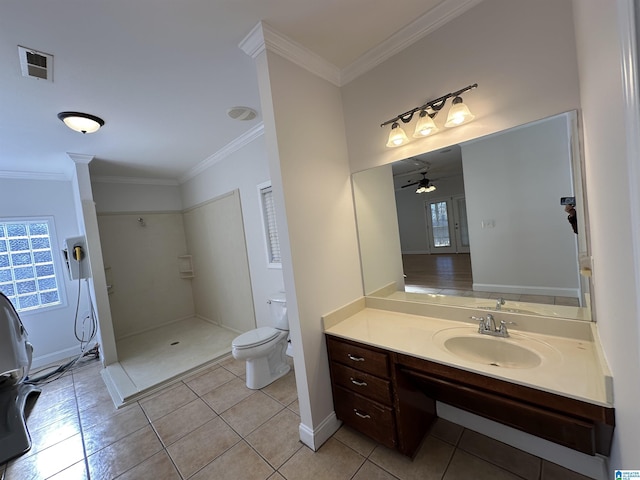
<box><xmin>18</xmin><ymin>46</ymin><xmax>53</xmax><ymax>81</ymax></box>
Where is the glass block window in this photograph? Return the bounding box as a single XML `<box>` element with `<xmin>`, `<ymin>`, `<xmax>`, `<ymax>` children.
<box><xmin>259</xmin><ymin>184</ymin><xmax>282</xmax><ymax>267</ymax></box>
<box><xmin>0</xmin><ymin>220</ymin><xmax>61</xmax><ymax>312</ymax></box>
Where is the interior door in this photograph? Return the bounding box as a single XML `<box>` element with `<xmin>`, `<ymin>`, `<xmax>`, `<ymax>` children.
<box><xmin>452</xmin><ymin>195</ymin><xmax>470</xmax><ymax>254</ymax></box>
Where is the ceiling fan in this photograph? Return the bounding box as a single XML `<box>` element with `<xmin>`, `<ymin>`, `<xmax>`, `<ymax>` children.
<box><xmin>402</xmin><ymin>172</ymin><xmax>437</xmax><ymax>193</ymax></box>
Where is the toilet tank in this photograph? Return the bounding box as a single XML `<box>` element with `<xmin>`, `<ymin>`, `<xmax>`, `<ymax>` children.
<box><xmin>269</xmin><ymin>292</ymin><xmax>288</xmax><ymax>330</ymax></box>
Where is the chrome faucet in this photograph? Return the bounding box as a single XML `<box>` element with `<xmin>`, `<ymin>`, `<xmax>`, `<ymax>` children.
<box><xmin>495</xmin><ymin>297</ymin><xmax>505</xmax><ymax>311</ymax></box>
<box><xmin>472</xmin><ymin>314</ymin><xmax>511</xmax><ymax>337</ymax></box>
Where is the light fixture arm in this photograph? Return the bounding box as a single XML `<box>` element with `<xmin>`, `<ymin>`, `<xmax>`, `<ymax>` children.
<box><xmin>380</xmin><ymin>83</ymin><xmax>477</xmax><ymax>128</ymax></box>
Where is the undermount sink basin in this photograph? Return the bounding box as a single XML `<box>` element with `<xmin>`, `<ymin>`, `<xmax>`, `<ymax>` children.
<box><xmin>442</xmin><ymin>335</ymin><xmax>541</xmax><ymax>368</ymax></box>
<box><xmin>432</xmin><ymin>327</ymin><xmax>561</xmax><ymax>369</ymax></box>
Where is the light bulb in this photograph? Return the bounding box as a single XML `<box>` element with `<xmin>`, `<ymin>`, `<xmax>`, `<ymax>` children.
<box><xmin>386</xmin><ymin>123</ymin><xmax>409</xmax><ymax>147</ymax></box>
<box><xmin>444</xmin><ymin>97</ymin><xmax>474</xmax><ymax>127</ymax></box>
<box><xmin>413</xmin><ymin>111</ymin><xmax>438</xmax><ymax>138</ymax></box>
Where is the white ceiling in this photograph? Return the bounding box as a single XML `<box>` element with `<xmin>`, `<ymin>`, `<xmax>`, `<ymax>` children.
<box><xmin>0</xmin><ymin>0</ymin><xmax>479</xmax><ymax>182</ymax></box>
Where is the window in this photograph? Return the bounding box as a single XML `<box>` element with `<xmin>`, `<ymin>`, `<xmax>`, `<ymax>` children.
<box><xmin>258</xmin><ymin>183</ymin><xmax>282</xmax><ymax>267</ymax></box>
<box><xmin>0</xmin><ymin>219</ymin><xmax>62</xmax><ymax>312</ymax></box>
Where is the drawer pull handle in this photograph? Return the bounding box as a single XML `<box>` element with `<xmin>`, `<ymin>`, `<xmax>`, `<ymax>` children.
<box><xmin>353</xmin><ymin>409</ymin><xmax>371</xmax><ymax>419</ymax></box>
<box><xmin>347</xmin><ymin>354</ymin><xmax>365</xmax><ymax>362</ymax></box>
<box><xmin>350</xmin><ymin>378</ymin><xmax>368</xmax><ymax>387</ymax></box>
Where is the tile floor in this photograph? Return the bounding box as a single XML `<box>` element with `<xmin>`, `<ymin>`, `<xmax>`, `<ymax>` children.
<box><xmin>1</xmin><ymin>355</ymin><xmax>595</xmax><ymax>480</ymax></box>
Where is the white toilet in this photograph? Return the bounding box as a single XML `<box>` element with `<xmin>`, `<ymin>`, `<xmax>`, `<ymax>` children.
<box><xmin>232</xmin><ymin>292</ymin><xmax>290</xmax><ymax>389</ymax></box>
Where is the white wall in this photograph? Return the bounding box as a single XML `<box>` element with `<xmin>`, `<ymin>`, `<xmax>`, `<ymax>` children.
<box><xmin>352</xmin><ymin>164</ymin><xmax>405</xmax><ymax>294</ymax></box>
<box><xmin>255</xmin><ymin>47</ymin><xmax>363</xmax><ymax>447</ymax></box>
<box><xmin>180</xmin><ymin>135</ymin><xmax>285</xmax><ymax>328</ymax></box>
<box><xmin>573</xmin><ymin>0</ymin><xmax>640</xmax><ymax>468</ymax></box>
<box><xmin>395</xmin><ymin>174</ymin><xmax>466</xmax><ymax>254</ymax></box>
<box><xmin>461</xmin><ymin>114</ymin><xmax>579</xmax><ymax>297</ymax></box>
<box><xmin>0</xmin><ymin>178</ymin><xmax>92</xmax><ymax>367</ymax></box>
<box><xmin>92</xmin><ymin>182</ymin><xmax>183</xmax><ymax>213</ymax></box>
<box><xmin>341</xmin><ymin>0</ymin><xmax>580</xmax><ymax>174</ymax></box>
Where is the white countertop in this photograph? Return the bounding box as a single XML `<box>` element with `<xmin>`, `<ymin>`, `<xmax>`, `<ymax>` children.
<box><xmin>323</xmin><ymin>303</ymin><xmax>613</xmax><ymax>407</ymax></box>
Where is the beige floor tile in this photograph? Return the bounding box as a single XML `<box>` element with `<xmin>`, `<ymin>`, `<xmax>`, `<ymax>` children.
<box><xmin>47</xmin><ymin>460</ymin><xmax>88</xmax><ymax>480</ymax></box>
<box><xmin>428</xmin><ymin>418</ymin><xmax>463</xmax><ymax>446</ymax></box>
<box><xmin>140</xmin><ymin>382</ymin><xmax>198</xmax><ymax>421</ymax></box>
<box><xmin>218</xmin><ymin>355</ymin><xmax>247</xmax><ymax>377</ymax></box>
<box><xmin>87</xmin><ymin>425</ymin><xmax>163</xmax><ymax>480</ymax></box>
<box><xmin>185</xmin><ymin>365</ymin><xmax>236</xmax><ymax>396</ymax></box>
<box><xmin>152</xmin><ymin>398</ymin><xmax>217</xmax><ymax>446</ymax></box>
<box><xmin>25</xmin><ymin>411</ymin><xmax>80</xmax><ymax>458</ymax></box>
<box><xmin>83</xmin><ymin>404</ymin><xmax>150</xmax><ymax>455</ymax></box>
<box><xmin>458</xmin><ymin>429</ymin><xmax>540</xmax><ymax>480</ymax></box>
<box><xmin>541</xmin><ymin>460</ymin><xmax>594</xmax><ymax>480</ymax></box>
<box><xmin>5</xmin><ymin>433</ymin><xmax>85</xmax><ymax>480</ymax></box>
<box><xmin>75</xmin><ymin>382</ymin><xmax>113</xmax><ymax>412</ymax></box>
<box><xmin>246</xmin><ymin>409</ymin><xmax>303</xmax><ymax>469</ymax></box>
<box><xmin>25</xmin><ymin>389</ymin><xmax>77</xmax><ymax>431</ymax></box>
<box><xmin>369</xmin><ymin>436</ymin><xmax>453</xmax><ymax>480</ymax></box>
<box><xmin>190</xmin><ymin>441</ymin><xmax>274</xmax><ymax>480</ymax></box>
<box><xmin>278</xmin><ymin>437</ymin><xmax>365</xmax><ymax>480</ymax></box>
<box><xmin>167</xmin><ymin>416</ymin><xmax>241</xmax><ymax>479</ymax></box>
<box><xmin>353</xmin><ymin>460</ymin><xmax>400</xmax><ymax>480</ymax></box>
<box><xmin>201</xmin><ymin>376</ymin><xmax>254</xmax><ymax>413</ymax></box>
<box><xmin>78</xmin><ymin>395</ymin><xmax>138</xmax><ymax>431</ymax></box>
<box><xmin>117</xmin><ymin>451</ymin><xmax>181</xmax><ymax>480</ymax></box>
<box><xmin>221</xmin><ymin>391</ymin><xmax>284</xmax><ymax>436</ymax></box>
<box><xmin>443</xmin><ymin>449</ymin><xmax>522</xmax><ymax>480</ymax></box>
<box><xmin>262</xmin><ymin>370</ymin><xmax>298</xmax><ymax>406</ymax></box>
<box><xmin>287</xmin><ymin>398</ymin><xmax>300</xmax><ymax>415</ymax></box>
<box><xmin>333</xmin><ymin>425</ymin><xmax>378</xmax><ymax>457</ymax></box>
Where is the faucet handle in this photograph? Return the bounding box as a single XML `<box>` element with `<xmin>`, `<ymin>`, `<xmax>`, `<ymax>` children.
<box><xmin>471</xmin><ymin>316</ymin><xmax>488</xmax><ymax>332</ymax></box>
<box><xmin>498</xmin><ymin>320</ymin><xmax>516</xmax><ymax>336</ymax></box>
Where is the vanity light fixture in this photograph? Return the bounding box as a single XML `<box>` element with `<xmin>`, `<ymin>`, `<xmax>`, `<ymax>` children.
<box><xmin>381</xmin><ymin>83</ymin><xmax>477</xmax><ymax>147</ymax></box>
<box><xmin>386</xmin><ymin>122</ymin><xmax>409</xmax><ymax>147</ymax></box>
<box><xmin>57</xmin><ymin>111</ymin><xmax>105</xmax><ymax>134</ymax></box>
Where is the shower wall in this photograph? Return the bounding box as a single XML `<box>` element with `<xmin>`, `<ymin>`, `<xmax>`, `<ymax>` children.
<box><xmin>97</xmin><ymin>212</ymin><xmax>195</xmax><ymax>339</ymax></box>
<box><xmin>182</xmin><ymin>190</ymin><xmax>255</xmax><ymax>333</ymax></box>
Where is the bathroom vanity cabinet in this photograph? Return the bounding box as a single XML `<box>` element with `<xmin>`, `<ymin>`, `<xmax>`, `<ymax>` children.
<box><xmin>326</xmin><ymin>334</ymin><xmax>615</xmax><ymax>458</ymax></box>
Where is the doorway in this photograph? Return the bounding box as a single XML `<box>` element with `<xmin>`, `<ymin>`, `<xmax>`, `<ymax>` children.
<box><xmin>424</xmin><ymin>195</ymin><xmax>470</xmax><ymax>254</ymax></box>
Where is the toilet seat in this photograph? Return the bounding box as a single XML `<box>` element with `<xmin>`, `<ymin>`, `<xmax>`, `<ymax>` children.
<box><xmin>232</xmin><ymin>327</ymin><xmax>280</xmax><ymax>350</ymax></box>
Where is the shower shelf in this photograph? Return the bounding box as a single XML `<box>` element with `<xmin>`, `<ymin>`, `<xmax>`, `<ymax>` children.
<box><xmin>178</xmin><ymin>255</ymin><xmax>195</xmax><ymax>279</ymax></box>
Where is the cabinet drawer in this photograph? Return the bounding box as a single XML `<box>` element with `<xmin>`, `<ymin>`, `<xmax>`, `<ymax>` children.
<box><xmin>333</xmin><ymin>386</ymin><xmax>396</xmax><ymax>449</ymax></box>
<box><xmin>327</xmin><ymin>336</ymin><xmax>389</xmax><ymax>377</ymax></box>
<box><xmin>330</xmin><ymin>361</ymin><xmax>393</xmax><ymax>405</ymax></box>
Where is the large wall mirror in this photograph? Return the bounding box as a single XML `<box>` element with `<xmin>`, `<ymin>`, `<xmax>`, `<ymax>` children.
<box><xmin>353</xmin><ymin>111</ymin><xmax>592</xmax><ymax>321</ymax></box>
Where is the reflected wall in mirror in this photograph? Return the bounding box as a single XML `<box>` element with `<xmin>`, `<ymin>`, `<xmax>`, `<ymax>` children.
<box><xmin>353</xmin><ymin>111</ymin><xmax>592</xmax><ymax>321</ymax></box>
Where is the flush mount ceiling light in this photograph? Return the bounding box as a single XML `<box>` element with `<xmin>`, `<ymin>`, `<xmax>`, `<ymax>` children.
<box><xmin>226</xmin><ymin>106</ymin><xmax>257</xmax><ymax>121</ymax></box>
<box><xmin>57</xmin><ymin>111</ymin><xmax>104</xmax><ymax>134</ymax></box>
<box><xmin>381</xmin><ymin>83</ymin><xmax>477</xmax><ymax>147</ymax></box>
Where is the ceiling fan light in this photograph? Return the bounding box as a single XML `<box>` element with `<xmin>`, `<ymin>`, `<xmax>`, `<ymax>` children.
<box><xmin>413</xmin><ymin>111</ymin><xmax>438</xmax><ymax>138</ymax></box>
<box><xmin>57</xmin><ymin>111</ymin><xmax>104</xmax><ymax>134</ymax></box>
<box><xmin>386</xmin><ymin>122</ymin><xmax>409</xmax><ymax>148</ymax></box>
<box><xmin>444</xmin><ymin>97</ymin><xmax>474</xmax><ymax>127</ymax></box>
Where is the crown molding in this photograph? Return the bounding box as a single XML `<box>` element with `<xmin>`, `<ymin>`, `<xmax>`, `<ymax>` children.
<box><xmin>0</xmin><ymin>170</ymin><xmax>69</xmax><ymax>182</ymax></box>
<box><xmin>66</xmin><ymin>153</ymin><xmax>95</xmax><ymax>164</ymax></box>
<box><xmin>90</xmin><ymin>176</ymin><xmax>179</xmax><ymax>186</ymax></box>
<box><xmin>240</xmin><ymin>21</ymin><xmax>342</xmax><ymax>86</ymax></box>
<box><xmin>342</xmin><ymin>0</ymin><xmax>484</xmax><ymax>84</ymax></box>
<box><xmin>179</xmin><ymin>122</ymin><xmax>265</xmax><ymax>184</ymax></box>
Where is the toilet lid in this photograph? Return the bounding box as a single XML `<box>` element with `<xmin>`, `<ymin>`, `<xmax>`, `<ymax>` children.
<box><xmin>233</xmin><ymin>327</ymin><xmax>280</xmax><ymax>349</ymax></box>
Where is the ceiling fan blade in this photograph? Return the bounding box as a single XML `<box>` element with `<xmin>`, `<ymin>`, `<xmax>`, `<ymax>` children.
<box><xmin>401</xmin><ymin>181</ymin><xmax>420</xmax><ymax>188</ymax></box>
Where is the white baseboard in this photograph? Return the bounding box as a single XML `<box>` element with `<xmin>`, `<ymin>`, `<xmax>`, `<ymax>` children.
<box><xmin>437</xmin><ymin>402</ymin><xmax>609</xmax><ymax>480</ymax></box>
<box><xmin>298</xmin><ymin>411</ymin><xmax>342</xmax><ymax>451</ymax></box>
<box><xmin>31</xmin><ymin>346</ymin><xmax>82</xmax><ymax>370</ymax></box>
